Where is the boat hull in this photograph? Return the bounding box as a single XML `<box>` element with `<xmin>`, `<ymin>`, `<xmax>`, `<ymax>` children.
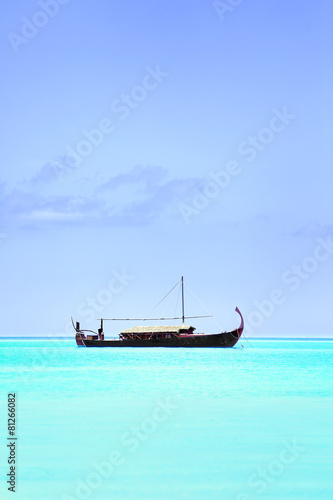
<box><xmin>78</xmin><ymin>329</ymin><xmax>241</xmax><ymax>348</ymax></box>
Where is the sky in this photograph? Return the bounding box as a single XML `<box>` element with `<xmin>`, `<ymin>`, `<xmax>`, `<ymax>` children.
<box><xmin>0</xmin><ymin>0</ymin><xmax>332</xmax><ymax>338</ymax></box>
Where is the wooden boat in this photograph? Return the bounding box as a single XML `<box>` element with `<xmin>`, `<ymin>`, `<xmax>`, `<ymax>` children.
<box><xmin>73</xmin><ymin>277</ymin><xmax>244</xmax><ymax>348</ymax></box>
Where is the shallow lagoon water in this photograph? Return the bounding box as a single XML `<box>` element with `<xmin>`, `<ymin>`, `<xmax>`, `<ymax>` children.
<box><xmin>0</xmin><ymin>339</ymin><xmax>332</xmax><ymax>499</ymax></box>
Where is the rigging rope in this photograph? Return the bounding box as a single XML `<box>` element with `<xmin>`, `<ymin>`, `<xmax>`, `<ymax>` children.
<box><xmin>241</xmin><ymin>331</ymin><xmax>253</xmax><ymax>348</ymax></box>
<box><xmin>160</xmin><ymin>283</ymin><xmax>179</xmax><ymax>320</ymax></box>
<box><xmin>184</xmin><ymin>282</ymin><xmax>224</xmax><ymax>332</ymax></box>
<box><xmin>143</xmin><ymin>279</ymin><xmax>181</xmax><ymax>320</ymax></box>
<box><xmin>174</xmin><ymin>282</ymin><xmax>181</xmax><ymax>320</ymax></box>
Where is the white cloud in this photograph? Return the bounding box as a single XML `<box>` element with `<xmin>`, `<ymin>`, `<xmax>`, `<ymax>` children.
<box><xmin>292</xmin><ymin>221</ymin><xmax>333</xmax><ymax>238</ymax></box>
<box><xmin>1</xmin><ymin>165</ymin><xmax>204</xmax><ymax>229</ymax></box>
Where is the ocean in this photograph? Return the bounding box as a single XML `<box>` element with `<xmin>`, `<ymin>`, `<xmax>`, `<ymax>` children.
<box><xmin>0</xmin><ymin>339</ymin><xmax>332</xmax><ymax>500</ymax></box>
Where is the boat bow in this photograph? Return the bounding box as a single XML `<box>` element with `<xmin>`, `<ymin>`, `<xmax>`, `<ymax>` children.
<box><xmin>235</xmin><ymin>307</ymin><xmax>244</xmax><ymax>338</ymax></box>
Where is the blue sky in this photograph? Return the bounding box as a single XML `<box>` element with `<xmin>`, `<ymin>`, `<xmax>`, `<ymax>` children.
<box><xmin>1</xmin><ymin>0</ymin><xmax>332</xmax><ymax>337</ymax></box>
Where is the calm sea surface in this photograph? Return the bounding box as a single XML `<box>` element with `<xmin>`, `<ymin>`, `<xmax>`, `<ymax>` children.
<box><xmin>0</xmin><ymin>339</ymin><xmax>332</xmax><ymax>500</ymax></box>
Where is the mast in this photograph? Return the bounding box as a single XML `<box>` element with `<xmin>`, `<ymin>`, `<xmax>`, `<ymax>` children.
<box><xmin>181</xmin><ymin>276</ymin><xmax>185</xmax><ymax>324</ymax></box>
<box><xmin>97</xmin><ymin>276</ymin><xmax>212</xmax><ymax>323</ymax></box>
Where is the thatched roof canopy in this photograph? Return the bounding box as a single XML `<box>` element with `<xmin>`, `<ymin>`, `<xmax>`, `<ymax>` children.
<box><xmin>121</xmin><ymin>325</ymin><xmax>195</xmax><ymax>334</ymax></box>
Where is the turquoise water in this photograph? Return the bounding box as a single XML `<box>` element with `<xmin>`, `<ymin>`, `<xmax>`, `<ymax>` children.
<box><xmin>0</xmin><ymin>339</ymin><xmax>332</xmax><ymax>499</ymax></box>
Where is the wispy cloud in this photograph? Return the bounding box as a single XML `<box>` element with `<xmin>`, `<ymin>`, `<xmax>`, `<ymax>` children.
<box><xmin>1</xmin><ymin>165</ymin><xmax>204</xmax><ymax>229</ymax></box>
<box><xmin>292</xmin><ymin>221</ymin><xmax>333</xmax><ymax>238</ymax></box>
<box><xmin>27</xmin><ymin>157</ymin><xmax>72</xmax><ymax>186</ymax></box>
